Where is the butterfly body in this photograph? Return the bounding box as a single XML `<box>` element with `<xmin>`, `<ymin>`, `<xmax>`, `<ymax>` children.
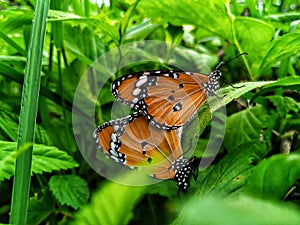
<box><xmin>112</xmin><ymin>69</ymin><xmax>222</xmax><ymax>130</ymax></box>
<box><xmin>94</xmin><ymin>112</ymin><xmax>200</xmax><ymax>192</ymax></box>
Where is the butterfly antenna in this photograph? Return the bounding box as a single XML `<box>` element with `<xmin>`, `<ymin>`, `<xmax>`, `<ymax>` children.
<box><xmin>216</xmin><ymin>52</ymin><xmax>248</xmax><ymax>89</ymax></box>
<box><xmin>216</xmin><ymin>52</ymin><xmax>248</xmax><ymax>70</ymax></box>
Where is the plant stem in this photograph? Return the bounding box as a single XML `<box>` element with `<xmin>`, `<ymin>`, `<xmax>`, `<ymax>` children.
<box><xmin>9</xmin><ymin>1</ymin><xmax>50</xmax><ymax>224</ymax></box>
<box><xmin>225</xmin><ymin>1</ymin><xmax>253</xmax><ymax>80</ymax></box>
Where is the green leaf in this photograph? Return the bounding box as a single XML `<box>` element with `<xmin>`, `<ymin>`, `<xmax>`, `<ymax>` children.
<box><xmin>27</xmin><ymin>189</ymin><xmax>55</xmax><ymax>225</ymax></box>
<box><xmin>250</xmin><ymin>77</ymin><xmax>300</xmax><ymax>103</ymax></box>
<box><xmin>195</xmin><ymin>141</ymin><xmax>268</xmax><ymax>198</ymax></box>
<box><xmin>223</xmin><ymin>105</ymin><xmax>273</xmax><ymax>150</ymax></box>
<box><xmin>213</xmin><ymin>81</ymin><xmax>276</xmax><ymax>111</ymax></box>
<box><xmin>0</xmin><ymin>110</ymin><xmax>19</xmax><ymax>141</ymax></box>
<box><xmin>0</xmin><ymin>109</ymin><xmax>52</xmax><ymax>145</ymax></box>
<box><xmin>0</xmin><ymin>141</ymin><xmax>79</xmax><ymax>181</ymax></box>
<box><xmin>32</xmin><ymin>144</ymin><xmax>79</xmax><ymax>174</ymax></box>
<box><xmin>253</xmin><ymin>33</ymin><xmax>300</xmax><ymax>76</ymax></box>
<box><xmin>0</xmin><ymin>8</ymin><xmax>33</xmax><ymax>33</ymax></box>
<box><xmin>48</xmin><ymin>10</ymin><xmax>120</xmax><ymax>43</ymax></box>
<box><xmin>123</xmin><ymin>20</ymin><xmax>159</xmax><ymax>41</ymax></box>
<box><xmin>10</xmin><ymin>1</ymin><xmax>50</xmax><ymax>224</ymax></box>
<box><xmin>246</xmin><ymin>153</ymin><xmax>300</xmax><ymax>199</ymax></box>
<box><xmin>267</xmin><ymin>12</ymin><xmax>300</xmax><ymax>23</ymax></box>
<box><xmin>70</xmin><ymin>178</ymin><xmax>145</xmax><ymax>225</ymax></box>
<box><xmin>260</xmin><ymin>76</ymin><xmax>300</xmax><ymax>90</ymax></box>
<box><xmin>48</xmin><ymin>9</ymin><xmax>82</xmax><ymax>21</ymax></box>
<box><xmin>138</xmin><ymin>0</ymin><xmax>232</xmax><ymax>40</ymax></box>
<box><xmin>266</xmin><ymin>95</ymin><xmax>299</xmax><ymax>118</ymax></box>
<box><xmin>0</xmin><ymin>144</ymin><xmax>21</xmax><ymax>181</ymax></box>
<box><xmin>49</xmin><ymin>175</ymin><xmax>89</xmax><ymax>209</ymax></box>
<box><xmin>234</xmin><ymin>17</ymin><xmax>275</xmax><ymax>62</ymax></box>
<box><xmin>197</xmin><ymin>80</ymin><xmax>275</xmax><ymax>135</ymax></box>
<box><xmin>173</xmin><ymin>195</ymin><xmax>300</xmax><ymax>225</ymax></box>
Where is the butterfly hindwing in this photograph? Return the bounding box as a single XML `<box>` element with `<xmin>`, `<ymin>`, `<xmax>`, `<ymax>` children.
<box><xmin>94</xmin><ymin>113</ymin><xmax>200</xmax><ymax>191</ymax></box>
<box><xmin>94</xmin><ymin>112</ymin><xmax>182</xmax><ymax>171</ymax></box>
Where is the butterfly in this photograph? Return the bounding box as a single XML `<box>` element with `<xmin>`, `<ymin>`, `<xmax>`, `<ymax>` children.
<box><xmin>94</xmin><ymin>112</ymin><xmax>200</xmax><ymax>192</ymax></box>
<box><xmin>112</xmin><ymin>54</ymin><xmax>247</xmax><ymax>130</ymax></box>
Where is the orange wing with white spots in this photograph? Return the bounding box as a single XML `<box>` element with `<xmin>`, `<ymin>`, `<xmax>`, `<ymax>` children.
<box><xmin>94</xmin><ymin>112</ymin><xmax>200</xmax><ymax>192</ymax></box>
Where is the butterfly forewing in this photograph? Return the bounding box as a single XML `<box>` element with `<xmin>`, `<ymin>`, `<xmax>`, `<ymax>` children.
<box><xmin>112</xmin><ymin>71</ymin><xmax>213</xmax><ymax>129</ymax></box>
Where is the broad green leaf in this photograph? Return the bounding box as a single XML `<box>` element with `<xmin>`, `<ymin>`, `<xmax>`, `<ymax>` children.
<box><xmin>0</xmin><ymin>141</ymin><xmax>79</xmax><ymax>181</ymax></box>
<box><xmin>49</xmin><ymin>175</ymin><xmax>89</xmax><ymax>209</ymax></box>
<box><xmin>70</xmin><ymin>178</ymin><xmax>145</xmax><ymax>225</ymax></box>
<box><xmin>246</xmin><ymin>153</ymin><xmax>300</xmax><ymax>199</ymax></box>
<box><xmin>252</xmin><ymin>33</ymin><xmax>300</xmax><ymax>76</ymax></box>
<box><xmin>138</xmin><ymin>0</ymin><xmax>232</xmax><ymax>40</ymax></box>
<box><xmin>223</xmin><ymin>105</ymin><xmax>273</xmax><ymax>150</ymax></box>
<box><xmin>234</xmin><ymin>17</ymin><xmax>275</xmax><ymax>62</ymax></box>
<box><xmin>32</xmin><ymin>144</ymin><xmax>79</xmax><ymax>173</ymax></box>
<box><xmin>173</xmin><ymin>195</ymin><xmax>300</xmax><ymax>225</ymax></box>
<box><xmin>27</xmin><ymin>189</ymin><xmax>55</xmax><ymax>225</ymax></box>
<box><xmin>195</xmin><ymin>142</ymin><xmax>268</xmax><ymax>198</ymax></box>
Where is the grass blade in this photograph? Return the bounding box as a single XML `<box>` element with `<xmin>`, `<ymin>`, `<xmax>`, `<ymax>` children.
<box><xmin>9</xmin><ymin>0</ymin><xmax>50</xmax><ymax>224</ymax></box>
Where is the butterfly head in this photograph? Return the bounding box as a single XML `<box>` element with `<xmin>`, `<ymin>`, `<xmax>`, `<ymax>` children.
<box><xmin>204</xmin><ymin>69</ymin><xmax>221</xmax><ymax>96</ymax></box>
<box><xmin>172</xmin><ymin>156</ymin><xmax>200</xmax><ymax>192</ymax></box>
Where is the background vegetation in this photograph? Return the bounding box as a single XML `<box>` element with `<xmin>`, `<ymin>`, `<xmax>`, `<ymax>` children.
<box><xmin>0</xmin><ymin>0</ymin><xmax>300</xmax><ymax>224</ymax></box>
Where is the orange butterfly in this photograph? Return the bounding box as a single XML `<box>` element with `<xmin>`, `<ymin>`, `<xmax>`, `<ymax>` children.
<box><xmin>112</xmin><ymin>68</ymin><xmax>221</xmax><ymax>130</ymax></box>
<box><xmin>112</xmin><ymin>54</ymin><xmax>246</xmax><ymax>130</ymax></box>
<box><xmin>94</xmin><ymin>112</ymin><xmax>200</xmax><ymax>192</ymax></box>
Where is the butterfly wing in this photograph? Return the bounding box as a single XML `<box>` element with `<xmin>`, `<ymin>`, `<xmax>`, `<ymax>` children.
<box><xmin>112</xmin><ymin>71</ymin><xmax>210</xmax><ymax>130</ymax></box>
<box><xmin>94</xmin><ymin>112</ymin><xmax>183</xmax><ymax>179</ymax></box>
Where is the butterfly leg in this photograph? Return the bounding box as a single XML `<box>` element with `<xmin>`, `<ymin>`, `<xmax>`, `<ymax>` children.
<box><xmin>220</xmin><ymin>77</ymin><xmax>245</xmax><ymax>89</ymax></box>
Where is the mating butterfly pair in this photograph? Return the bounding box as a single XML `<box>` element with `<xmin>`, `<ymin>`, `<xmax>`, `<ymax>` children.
<box><xmin>94</xmin><ymin>55</ymin><xmax>244</xmax><ymax>191</ymax></box>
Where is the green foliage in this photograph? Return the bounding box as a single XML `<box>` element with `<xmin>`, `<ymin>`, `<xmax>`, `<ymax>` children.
<box><xmin>0</xmin><ymin>0</ymin><xmax>299</xmax><ymax>224</ymax></box>
<box><xmin>69</xmin><ymin>179</ymin><xmax>145</xmax><ymax>225</ymax></box>
<box><xmin>253</xmin><ymin>33</ymin><xmax>300</xmax><ymax>77</ymax></box>
<box><xmin>173</xmin><ymin>195</ymin><xmax>300</xmax><ymax>225</ymax></box>
<box><xmin>246</xmin><ymin>153</ymin><xmax>300</xmax><ymax>199</ymax></box>
<box><xmin>0</xmin><ymin>141</ymin><xmax>79</xmax><ymax>181</ymax></box>
<box><xmin>49</xmin><ymin>175</ymin><xmax>89</xmax><ymax>209</ymax></box>
<box><xmin>27</xmin><ymin>189</ymin><xmax>56</xmax><ymax>225</ymax></box>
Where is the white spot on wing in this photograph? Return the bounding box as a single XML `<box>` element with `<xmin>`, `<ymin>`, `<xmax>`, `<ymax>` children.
<box><xmin>111</xmin><ymin>133</ymin><xmax>117</xmax><ymax>142</ymax></box>
<box><xmin>110</xmin><ymin>155</ymin><xmax>120</xmax><ymax>162</ymax></box>
<box><xmin>133</xmin><ymin>88</ymin><xmax>141</xmax><ymax>96</ymax></box>
<box><xmin>136</xmin><ymin>76</ymin><xmax>148</xmax><ymax>87</ymax></box>
<box><xmin>110</xmin><ymin>142</ymin><xmax>116</xmax><ymax>150</ymax></box>
<box><xmin>110</xmin><ymin>148</ymin><xmax>118</xmax><ymax>157</ymax></box>
<box><xmin>132</xmin><ymin>97</ymin><xmax>139</xmax><ymax>103</ymax></box>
